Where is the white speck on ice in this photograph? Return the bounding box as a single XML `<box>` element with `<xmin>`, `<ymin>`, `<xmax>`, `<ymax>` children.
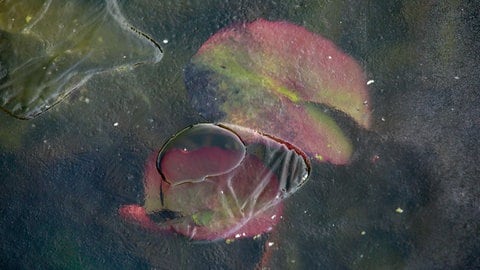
<box><xmin>113</xmin><ymin>122</ymin><xmax>119</xmax><ymax>127</ymax></box>
<box><xmin>271</xmin><ymin>215</ymin><xmax>276</xmax><ymax>220</ymax></box>
<box><xmin>454</xmin><ymin>76</ymin><xmax>460</xmax><ymax>80</ymax></box>
<box><xmin>327</xmin><ymin>55</ymin><xmax>332</xmax><ymax>59</ymax></box>
<box><xmin>163</xmin><ymin>39</ymin><xmax>169</xmax><ymax>44</ymax></box>
<box><xmin>367</xmin><ymin>79</ymin><xmax>375</xmax><ymax>85</ymax></box>
<box><xmin>395</xmin><ymin>207</ymin><xmax>404</xmax><ymax>214</ymax></box>
<box><xmin>235</xmin><ymin>234</ymin><xmax>241</xmax><ymax>238</ymax></box>
<box><xmin>268</xmin><ymin>242</ymin><xmax>274</xmax><ymax>247</ymax></box>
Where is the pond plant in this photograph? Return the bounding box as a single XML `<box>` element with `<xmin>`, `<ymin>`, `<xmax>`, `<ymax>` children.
<box><xmin>119</xmin><ymin>19</ymin><xmax>371</xmax><ymax>244</ymax></box>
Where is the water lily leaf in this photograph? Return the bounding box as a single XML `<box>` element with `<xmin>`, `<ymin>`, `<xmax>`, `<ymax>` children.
<box><xmin>0</xmin><ymin>0</ymin><xmax>162</xmax><ymax>119</ymax></box>
<box><xmin>186</xmin><ymin>19</ymin><xmax>371</xmax><ymax>164</ymax></box>
<box><xmin>120</xmin><ymin>123</ymin><xmax>310</xmax><ymax>241</ymax></box>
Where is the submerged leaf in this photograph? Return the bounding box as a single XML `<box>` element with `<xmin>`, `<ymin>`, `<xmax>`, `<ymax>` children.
<box><xmin>0</xmin><ymin>0</ymin><xmax>162</xmax><ymax>119</ymax></box>
<box><xmin>186</xmin><ymin>19</ymin><xmax>371</xmax><ymax>164</ymax></box>
<box><xmin>120</xmin><ymin>123</ymin><xmax>310</xmax><ymax>241</ymax></box>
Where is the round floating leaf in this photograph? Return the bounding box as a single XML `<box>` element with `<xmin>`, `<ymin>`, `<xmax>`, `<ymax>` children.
<box><xmin>120</xmin><ymin>123</ymin><xmax>310</xmax><ymax>241</ymax></box>
<box><xmin>185</xmin><ymin>19</ymin><xmax>371</xmax><ymax>164</ymax></box>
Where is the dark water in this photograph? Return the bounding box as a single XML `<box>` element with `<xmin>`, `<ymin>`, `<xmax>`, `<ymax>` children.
<box><xmin>1</xmin><ymin>0</ymin><xmax>479</xmax><ymax>269</ymax></box>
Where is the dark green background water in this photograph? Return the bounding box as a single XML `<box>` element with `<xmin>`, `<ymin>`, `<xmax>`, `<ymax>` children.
<box><xmin>1</xmin><ymin>0</ymin><xmax>479</xmax><ymax>269</ymax></box>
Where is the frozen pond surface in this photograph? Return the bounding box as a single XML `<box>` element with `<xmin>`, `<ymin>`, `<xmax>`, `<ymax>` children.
<box><xmin>1</xmin><ymin>1</ymin><xmax>479</xmax><ymax>269</ymax></box>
